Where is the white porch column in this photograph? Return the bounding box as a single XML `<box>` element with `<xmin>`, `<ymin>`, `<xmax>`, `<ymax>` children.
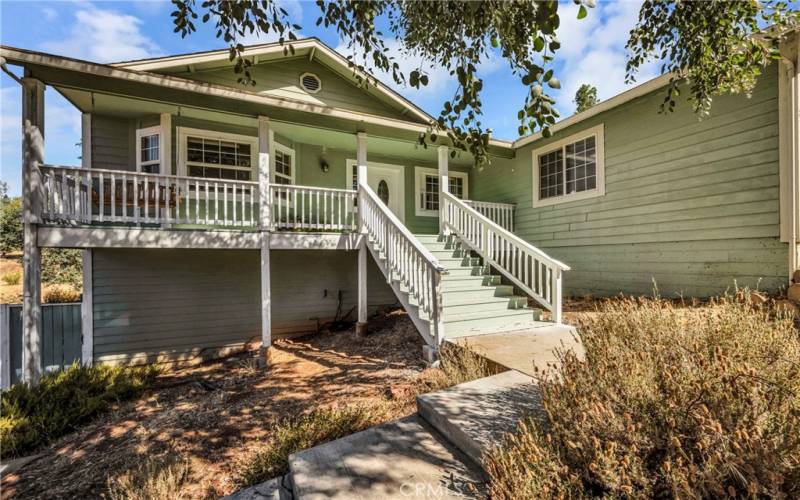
<box><xmin>258</xmin><ymin>116</ymin><xmax>273</xmax><ymax>364</ymax></box>
<box><xmin>21</xmin><ymin>77</ymin><xmax>44</xmax><ymax>384</ymax></box>
<box><xmin>80</xmin><ymin>113</ymin><xmax>94</xmax><ymax>366</ymax></box>
<box><xmin>356</xmin><ymin>132</ymin><xmax>368</xmax><ymax>335</ymax></box>
<box><xmin>160</xmin><ymin>112</ymin><xmax>172</xmax><ymax>175</ymax></box>
<box><xmin>438</xmin><ymin>145</ymin><xmax>449</xmax><ymax>235</ymax></box>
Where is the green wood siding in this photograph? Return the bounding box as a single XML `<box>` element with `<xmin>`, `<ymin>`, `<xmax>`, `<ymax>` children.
<box><xmin>91</xmin><ymin>248</ymin><xmax>395</xmax><ymax>364</ymax></box>
<box><xmin>472</xmin><ymin>65</ymin><xmax>787</xmax><ymax>297</ymax></box>
<box><xmin>170</xmin><ymin>57</ymin><xmax>408</xmax><ymax>120</ymax></box>
<box><xmin>91</xmin><ymin>114</ymin><xmax>134</xmax><ymax>171</ymax></box>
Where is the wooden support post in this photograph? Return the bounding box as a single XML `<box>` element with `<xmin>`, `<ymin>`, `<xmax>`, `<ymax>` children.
<box><xmin>260</xmin><ymin>232</ymin><xmax>272</xmax><ymax>364</ymax></box>
<box><xmin>356</xmin><ymin>132</ymin><xmax>368</xmax><ymax>335</ymax></box>
<box><xmin>258</xmin><ymin>116</ymin><xmax>273</xmax><ymax>364</ymax></box>
<box><xmin>160</xmin><ymin>113</ymin><xmax>172</xmax><ymax>175</ymax></box>
<box><xmin>81</xmin><ymin>249</ymin><xmax>93</xmax><ymax>365</ymax></box>
<box><xmin>438</xmin><ymin>145</ymin><xmax>449</xmax><ymax>235</ymax></box>
<box><xmin>21</xmin><ymin>77</ymin><xmax>44</xmax><ymax>385</ymax></box>
<box><xmin>553</xmin><ymin>269</ymin><xmax>563</xmax><ymax>324</ymax></box>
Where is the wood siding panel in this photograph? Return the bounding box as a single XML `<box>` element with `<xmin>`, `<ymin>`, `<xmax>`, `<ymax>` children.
<box><xmin>92</xmin><ymin>248</ymin><xmax>395</xmax><ymax>364</ymax></box>
<box><xmin>173</xmin><ymin>58</ymin><xmax>407</xmax><ymax>120</ymax></box>
<box><xmin>471</xmin><ymin>65</ymin><xmax>788</xmax><ymax>297</ymax></box>
<box><xmin>91</xmin><ymin>114</ymin><xmax>133</xmax><ymax>171</ymax></box>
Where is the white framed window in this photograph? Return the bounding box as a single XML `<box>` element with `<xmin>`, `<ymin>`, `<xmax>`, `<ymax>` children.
<box><xmin>177</xmin><ymin>127</ymin><xmax>258</xmax><ymax>181</ymax></box>
<box><xmin>136</xmin><ymin>126</ymin><xmax>162</xmax><ymax>174</ymax></box>
<box><xmin>531</xmin><ymin>123</ymin><xmax>605</xmax><ymax>207</ymax></box>
<box><xmin>414</xmin><ymin>166</ymin><xmax>469</xmax><ymax>217</ymax></box>
<box><xmin>272</xmin><ymin>144</ymin><xmax>296</xmax><ymax>185</ymax></box>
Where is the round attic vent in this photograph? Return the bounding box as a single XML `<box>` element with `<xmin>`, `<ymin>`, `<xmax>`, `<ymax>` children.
<box><xmin>300</xmin><ymin>73</ymin><xmax>322</xmax><ymax>94</ymax></box>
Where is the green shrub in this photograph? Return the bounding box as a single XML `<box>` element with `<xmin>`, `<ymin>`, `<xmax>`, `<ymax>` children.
<box><xmin>236</xmin><ymin>404</ymin><xmax>389</xmax><ymax>486</ymax></box>
<box><xmin>2</xmin><ymin>271</ymin><xmax>21</xmax><ymax>285</ymax></box>
<box><xmin>41</xmin><ymin>248</ymin><xmax>83</xmax><ymax>288</ymax></box>
<box><xmin>1</xmin><ymin>363</ymin><xmax>159</xmax><ymax>458</ymax></box>
<box><xmin>107</xmin><ymin>455</ymin><xmax>193</xmax><ymax>500</ymax></box>
<box><xmin>486</xmin><ymin>293</ymin><xmax>800</xmax><ymax>499</ymax></box>
<box><xmin>0</xmin><ymin>197</ymin><xmax>22</xmax><ymax>256</ymax></box>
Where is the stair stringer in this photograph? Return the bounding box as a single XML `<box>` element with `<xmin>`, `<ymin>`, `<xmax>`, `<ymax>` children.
<box><xmin>364</xmin><ymin>240</ymin><xmax>436</xmax><ymax>347</ymax></box>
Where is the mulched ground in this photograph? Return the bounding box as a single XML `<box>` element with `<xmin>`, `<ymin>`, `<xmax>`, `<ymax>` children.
<box><xmin>1</xmin><ymin>309</ymin><xmax>426</xmax><ymax>499</ymax></box>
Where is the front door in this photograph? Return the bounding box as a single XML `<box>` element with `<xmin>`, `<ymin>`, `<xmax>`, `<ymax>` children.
<box><xmin>367</xmin><ymin>166</ymin><xmax>403</xmax><ymax>221</ymax></box>
<box><xmin>349</xmin><ymin>160</ymin><xmax>405</xmax><ymax>222</ymax></box>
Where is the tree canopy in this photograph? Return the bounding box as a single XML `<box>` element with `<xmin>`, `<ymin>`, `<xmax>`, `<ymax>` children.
<box><xmin>171</xmin><ymin>0</ymin><xmax>798</xmax><ymax>166</ymax></box>
<box><xmin>574</xmin><ymin>84</ymin><xmax>598</xmax><ymax>113</ymax></box>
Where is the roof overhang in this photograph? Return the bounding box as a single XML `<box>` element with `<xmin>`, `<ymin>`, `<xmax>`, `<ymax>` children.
<box><xmin>0</xmin><ymin>44</ymin><xmax>514</xmax><ymax>158</ymax></box>
<box><xmin>112</xmin><ymin>38</ymin><xmax>435</xmax><ymax>126</ymax></box>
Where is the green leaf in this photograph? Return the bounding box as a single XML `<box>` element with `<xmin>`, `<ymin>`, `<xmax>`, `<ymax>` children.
<box><xmin>577</xmin><ymin>5</ymin><xmax>587</xmax><ymax>20</ymax></box>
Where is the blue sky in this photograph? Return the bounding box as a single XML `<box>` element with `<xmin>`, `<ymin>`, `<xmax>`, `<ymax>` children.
<box><xmin>0</xmin><ymin>0</ymin><xmax>658</xmax><ymax>196</ymax></box>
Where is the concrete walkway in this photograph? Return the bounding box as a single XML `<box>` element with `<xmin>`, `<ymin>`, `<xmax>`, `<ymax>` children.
<box><xmin>449</xmin><ymin>324</ymin><xmax>582</xmax><ymax>377</ymax></box>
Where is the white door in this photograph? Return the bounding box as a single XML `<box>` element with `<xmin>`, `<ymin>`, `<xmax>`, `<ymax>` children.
<box><xmin>349</xmin><ymin>160</ymin><xmax>405</xmax><ymax>222</ymax></box>
<box><xmin>367</xmin><ymin>166</ymin><xmax>403</xmax><ymax>221</ymax></box>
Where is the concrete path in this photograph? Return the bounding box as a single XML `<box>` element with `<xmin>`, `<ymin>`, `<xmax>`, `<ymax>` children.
<box><xmin>289</xmin><ymin>415</ymin><xmax>484</xmax><ymax>499</ymax></box>
<box><xmin>450</xmin><ymin>324</ymin><xmax>582</xmax><ymax>377</ymax></box>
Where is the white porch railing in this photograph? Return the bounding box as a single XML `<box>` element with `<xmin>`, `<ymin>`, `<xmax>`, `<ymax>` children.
<box><xmin>40</xmin><ymin>165</ymin><xmax>260</xmax><ymax>227</ymax></box>
<box><xmin>442</xmin><ymin>191</ymin><xmax>570</xmax><ymax>323</ymax></box>
<box><xmin>270</xmin><ymin>184</ymin><xmax>357</xmax><ymax>232</ymax></box>
<box><xmin>359</xmin><ymin>184</ymin><xmax>446</xmax><ymax>342</ymax></box>
<box><xmin>464</xmin><ymin>200</ymin><xmax>515</xmax><ymax>232</ymax></box>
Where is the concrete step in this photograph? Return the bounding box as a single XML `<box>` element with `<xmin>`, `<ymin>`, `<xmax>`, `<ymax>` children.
<box><xmin>417</xmin><ymin>370</ymin><xmax>542</xmax><ymax>468</ymax></box>
<box><xmin>289</xmin><ymin>415</ymin><xmax>485</xmax><ymax>499</ymax></box>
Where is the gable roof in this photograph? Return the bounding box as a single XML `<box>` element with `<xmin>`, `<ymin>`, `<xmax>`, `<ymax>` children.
<box><xmin>112</xmin><ymin>38</ymin><xmax>435</xmax><ymax>126</ymax></box>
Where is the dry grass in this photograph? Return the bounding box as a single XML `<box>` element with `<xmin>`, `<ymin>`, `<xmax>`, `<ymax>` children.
<box><xmin>42</xmin><ymin>283</ymin><xmax>82</xmax><ymax>303</ymax></box>
<box><xmin>107</xmin><ymin>455</ymin><xmax>193</xmax><ymax>500</ymax></box>
<box><xmin>486</xmin><ymin>292</ymin><xmax>800</xmax><ymax>498</ymax></box>
<box><xmin>234</xmin><ymin>338</ymin><xmax>497</xmax><ymax>488</ymax></box>
<box><xmin>2</xmin><ymin>271</ymin><xmax>20</xmax><ymax>285</ymax></box>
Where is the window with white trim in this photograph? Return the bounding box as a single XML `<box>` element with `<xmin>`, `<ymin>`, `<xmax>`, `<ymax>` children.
<box><xmin>178</xmin><ymin>127</ymin><xmax>257</xmax><ymax>181</ymax></box>
<box><xmin>273</xmin><ymin>145</ymin><xmax>295</xmax><ymax>185</ymax></box>
<box><xmin>532</xmin><ymin>124</ymin><xmax>605</xmax><ymax>207</ymax></box>
<box><xmin>414</xmin><ymin>167</ymin><xmax>469</xmax><ymax>217</ymax></box>
<box><xmin>136</xmin><ymin>126</ymin><xmax>162</xmax><ymax>174</ymax></box>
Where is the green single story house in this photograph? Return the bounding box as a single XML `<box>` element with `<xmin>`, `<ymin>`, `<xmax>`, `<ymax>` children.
<box><xmin>2</xmin><ymin>34</ymin><xmax>798</xmax><ymax>380</ymax></box>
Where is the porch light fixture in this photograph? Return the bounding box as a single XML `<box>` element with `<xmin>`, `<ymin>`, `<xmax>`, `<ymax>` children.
<box><xmin>320</xmin><ymin>146</ymin><xmax>330</xmax><ymax>173</ymax></box>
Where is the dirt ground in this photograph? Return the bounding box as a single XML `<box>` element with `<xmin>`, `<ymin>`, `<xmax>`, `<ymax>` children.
<box><xmin>0</xmin><ymin>255</ymin><xmax>22</xmax><ymax>303</ymax></box>
<box><xmin>1</xmin><ymin>309</ymin><xmax>427</xmax><ymax>499</ymax></box>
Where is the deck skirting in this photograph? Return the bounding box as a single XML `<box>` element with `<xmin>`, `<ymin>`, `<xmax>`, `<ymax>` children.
<box><xmin>37</xmin><ymin>226</ymin><xmax>364</xmax><ymax>250</ymax></box>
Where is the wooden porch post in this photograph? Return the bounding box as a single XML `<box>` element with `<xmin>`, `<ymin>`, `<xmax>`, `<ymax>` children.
<box><xmin>258</xmin><ymin>116</ymin><xmax>273</xmax><ymax>364</ymax></box>
<box><xmin>356</xmin><ymin>132</ymin><xmax>368</xmax><ymax>335</ymax></box>
<box><xmin>160</xmin><ymin>113</ymin><xmax>172</xmax><ymax>175</ymax></box>
<box><xmin>80</xmin><ymin>113</ymin><xmax>94</xmax><ymax>365</ymax></box>
<box><xmin>438</xmin><ymin>145</ymin><xmax>449</xmax><ymax>235</ymax></box>
<box><xmin>21</xmin><ymin>77</ymin><xmax>44</xmax><ymax>384</ymax></box>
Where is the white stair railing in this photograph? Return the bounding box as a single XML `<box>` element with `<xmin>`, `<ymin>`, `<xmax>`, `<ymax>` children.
<box><xmin>359</xmin><ymin>184</ymin><xmax>446</xmax><ymax>343</ymax></box>
<box><xmin>464</xmin><ymin>200</ymin><xmax>515</xmax><ymax>232</ymax></box>
<box><xmin>442</xmin><ymin>191</ymin><xmax>570</xmax><ymax>323</ymax></box>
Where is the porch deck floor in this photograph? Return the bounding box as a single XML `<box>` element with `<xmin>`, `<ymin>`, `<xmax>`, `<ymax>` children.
<box><xmin>449</xmin><ymin>324</ymin><xmax>583</xmax><ymax>378</ymax></box>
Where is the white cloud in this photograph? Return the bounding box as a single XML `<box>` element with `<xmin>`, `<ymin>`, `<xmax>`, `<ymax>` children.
<box><xmin>41</xmin><ymin>7</ymin><xmax>57</xmax><ymax>22</ymax></box>
<box><xmin>552</xmin><ymin>1</ymin><xmax>660</xmax><ymax>115</ymax></box>
<box><xmin>39</xmin><ymin>5</ymin><xmax>161</xmax><ymax>63</ymax></box>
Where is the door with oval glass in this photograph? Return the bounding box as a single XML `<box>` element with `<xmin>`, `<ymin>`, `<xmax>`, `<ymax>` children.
<box><xmin>366</xmin><ymin>165</ymin><xmax>403</xmax><ymax>221</ymax></box>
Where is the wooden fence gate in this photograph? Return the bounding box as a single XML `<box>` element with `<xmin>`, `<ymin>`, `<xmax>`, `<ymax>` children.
<box><xmin>1</xmin><ymin>303</ymin><xmax>83</xmax><ymax>388</ymax></box>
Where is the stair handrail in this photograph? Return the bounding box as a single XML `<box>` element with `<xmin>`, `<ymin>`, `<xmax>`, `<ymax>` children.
<box><xmin>358</xmin><ymin>184</ymin><xmax>447</xmax><ymax>343</ymax></box>
<box><xmin>441</xmin><ymin>191</ymin><xmax>570</xmax><ymax>323</ymax></box>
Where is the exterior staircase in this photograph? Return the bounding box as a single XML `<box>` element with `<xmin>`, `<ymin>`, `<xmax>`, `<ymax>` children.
<box><xmin>414</xmin><ymin>234</ymin><xmax>547</xmax><ymax>339</ymax></box>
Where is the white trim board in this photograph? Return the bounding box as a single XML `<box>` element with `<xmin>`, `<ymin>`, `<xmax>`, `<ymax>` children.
<box><xmin>531</xmin><ymin>123</ymin><xmax>605</xmax><ymax>208</ymax></box>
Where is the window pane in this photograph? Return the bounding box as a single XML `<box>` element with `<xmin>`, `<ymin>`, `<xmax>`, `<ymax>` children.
<box><xmin>141</xmin><ymin>163</ymin><xmax>159</xmax><ymax>174</ymax></box>
<box><xmin>449</xmin><ymin>177</ymin><xmax>464</xmax><ymax>199</ymax></box>
<box><xmin>422</xmin><ymin>174</ymin><xmax>439</xmax><ymax>210</ymax></box>
<box><xmin>539</xmin><ymin>149</ymin><xmax>563</xmax><ymax>199</ymax></box>
<box><xmin>564</xmin><ymin>135</ymin><xmax>597</xmax><ymax>195</ymax></box>
<box><xmin>140</xmin><ymin>134</ymin><xmax>159</xmax><ymax>163</ymax></box>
